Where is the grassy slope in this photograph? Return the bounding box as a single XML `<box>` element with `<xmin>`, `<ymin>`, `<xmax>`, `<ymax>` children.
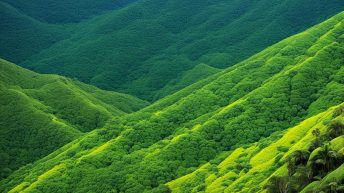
<box><xmin>1</xmin><ymin>11</ymin><xmax>343</xmax><ymax>193</ymax></box>
<box><xmin>0</xmin><ymin>2</ymin><xmax>71</xmax><ymax>64</ymax></box>
<box><xmin>21</xmin><ymin>0</ymin><xmax>344</xmax><ymax>100</ymax></box>
<box><xmin>166</xmin><ymin>104</ymin><xmax>344</xmax><ymax>193</ymax></box>
<box><xmin>0</xmin><ymin>59</ymin><xmax>148</xmax><ymax>179</ymax></box>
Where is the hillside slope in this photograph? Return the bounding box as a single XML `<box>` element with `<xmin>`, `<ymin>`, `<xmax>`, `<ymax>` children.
<box><xmin>0</xmin><ymin>2</ymin><xmax>70</xmax><ymax>64</ymax></box>
<box><xmin>0</xmin><ymin>0</ymin><xmax>137</xmax><ymax>64</ymax></box>
<box><xmin>1</xmin><ymin>11</ymin><xmax>343</xmax><ymax>193</ymax></box>
<box><xmin>167</xmin><ymin>104</ymin><xmax>344</xmax><ymax>193</ymax></box>
<box><xmin>0</xmin><ymin>0</ymin><xmax>137</xmax><ymax>24</ymax></box>
<box><xmin>21</xmin><ymin>0</ymin><xmax>344</xmax><ymax>100</ymax></box>
<box><xmin>0</xmin><ymin>59</ymin><xmax>148</xmax><ymax>179</ymax></box>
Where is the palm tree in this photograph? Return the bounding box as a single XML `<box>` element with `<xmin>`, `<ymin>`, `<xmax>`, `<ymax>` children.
<box><xmin>312</xmin><ymin>128</ymin><xmax>320</xmax><ymax>137</ymax></box>
<box><xmin>286</xmin><ymin>150</ymin><xmax>310</xmax><ymax>177</ymax></box>
<box><xmin>328</xmin><ymin>120</ymin><xmax>344</xmax><ymax>139</ymax></box>
<box><xmin>266</xmin><ymin>176</ymin><xmax>289</xmax><ymax>193</ymax></box>
<box><xmin>309</xmin><ymin>144</ymin><xmax>338</xmax><ymax>178</ymax></box>
<box><xmin>311</xmin><ymin>128</ymin><xmax>321</xmax><ymax>149</ymax></box>
<box><xmin>292</xmin><ymin>150</ymin><xmax>310</xmax><ymax>166</ymax></box>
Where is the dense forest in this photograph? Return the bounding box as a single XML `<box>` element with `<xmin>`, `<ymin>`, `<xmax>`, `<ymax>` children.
<box><xmin>1</xmin><ymin>0</ymin><xmax>344</xmax><ymax>100</ymax></box>
<box><xmin>1</xmin><ymin>10</ymin><xmax>344</xmax><ymax>192</ymax></box>
<box><xmin>0</xmin><ymin>0</ymin><xmax>343</xmax><ymax>193</ymax></box>
<box><xmin>0</xmin><ymin>59</ymin><xmax>148</xmax><ymax>179</ymax></box>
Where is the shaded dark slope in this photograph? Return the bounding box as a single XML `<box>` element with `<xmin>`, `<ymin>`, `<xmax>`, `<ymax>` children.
<box><xmin>1</xmin><ymin>11</ymin><xmax>343</xmax><ymax>193</ymax></box>
<box><xmin>0</xmin><ymin>2</ymin><xmax>70</xmax><ymax>64</ymax></box>
<box><xmin>0</xmin><ymin>0</ymin><xmax>137</xmax><ymax>24</ymax></box>
<box><xmin>0</xmin><ymin>59</ymin><xmax>148</xmax><ymax>179</ymax></box>
<box><xmin>22</xmin><ymin>0</ymin><xmax>344</xmax><ymax>100</ymax></box>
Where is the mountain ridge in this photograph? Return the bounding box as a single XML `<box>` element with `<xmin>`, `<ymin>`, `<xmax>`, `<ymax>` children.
<box><xmin>16</xmin><ymin>0</ymin><xmax>344</xmax><ymax>100</ymax></box>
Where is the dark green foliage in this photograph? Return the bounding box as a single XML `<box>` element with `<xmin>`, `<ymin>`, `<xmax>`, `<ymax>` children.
<box><xmin>0</xmin><ymin>2</ymin><xmax>69</xmax><ymax>63</ymax></box>
<box><xmin>150</xmin><ymin>184</ymin><xmax>171</xmax><ymax>193</ymax></box>
<box><xmin>288</xmin><ymin>150</ymin><xmax>310</xmax><ymax>166</ymax></box>
<box><xmin>308</xmin><ymin>144</ymin><xmax>342</xmax><ymax>178</ymax></box>
<box><xmin>12</xmin><ymin>0</ymin><xmax>344</xmax><ymax>100</ymax></box>
<box><xmin>1</xmin><ymin>0</ymin><xmax>136</xmax><ymax>23</ymax></box>
<box><xmin>0</xmin><ymin>0</ymin><xmax>135</xmax><ymax>64</ymax></box>
<box><xmin>155</xmin><ymin>63</ymin><xmax>221</xmax><ymax>100</ymax></box>
<box><xmin>266</xmin><ymin>176</ymin><xmax>289</xmax><ymax>193</ymax></box>
<box><xmin>328</xmin><ymin>120</ymin><xmax>344</xmax><ymax>139</ymax></box>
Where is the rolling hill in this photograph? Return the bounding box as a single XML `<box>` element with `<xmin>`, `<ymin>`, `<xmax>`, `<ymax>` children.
<box><xmin>0</xmin><ymin>59</ymin><xmax>148</xmax><ymax>179</ymax></box>
<box><xmin>17</xmin><ymin>0</ymin><xmax>344</xmax><ymax>100</ymax></box>
<box><xmin>1</xmin><ymin>0</ymin><xmax>137</xmax><ymax>24</ymax></box>
<box><xmin>0</xmin><ymin>0</ymin><xmax>137</xmax><ymax>64</ymax></box>
<box><xmin>0</xmin><ymin>2</ymin><xmax>70</xmax><ymax>64</ymax></box>
<box><xmin>1</xmin><ymin>11</ymin><xmax>343</xmax><ymax>193</ymax></box>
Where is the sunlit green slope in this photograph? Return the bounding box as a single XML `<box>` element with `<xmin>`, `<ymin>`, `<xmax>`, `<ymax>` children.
<box><xmin>167</xmin><ymin>104</ymin><xmax>344</xmax><ymax>193</ymax></box>
<box><xmin>0</xmin><ymin>59</ymin><xmax>148</xmax><ymax>179</ymax></box>
<box><xmin>21</xmin><ymin>0</ymin><xmax>344</xmax><ymax>100</ymax></box>
<box><xmin>1</xmin><ymin>11</ymin><xmax>344</xmax><ymax>193</ymax></box>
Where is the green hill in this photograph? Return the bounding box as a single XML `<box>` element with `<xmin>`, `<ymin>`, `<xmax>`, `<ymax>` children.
<box><xmin>0</xmin><ymin>0</ymin><xmax>136</xmax><ymax>24</ymax></box>
<box><xmin>167</xmin><ymin>104</ymin><xmax>344</xmax><ymax>193</ymax></box>
<box><xmin>0</xmin><ymin>2</ymin><xmax>70</xmax><ymax>64</ymax></box>
<box><xmin>1</xmin><ymin>11</ymin><xmax>343</xmax><ymax>193</ymax></box>
<box><xmin>20</xmin><ymin>0</ymin><xmax>344</xmax><ymax>100</ymax></box>
<box><xmin>155</xmin><ymin>63</ymin><xmax>221</xmax><ymax>100</ymax></box>
<box><xmin>0</xmin><ymin>0</ymin><xmax>136</xmax><ymax>63</ymax></box>
<box><xmin>0</xmin><ymin>59</ymin><xmax>148</xmax><ymax>179</ymax></box>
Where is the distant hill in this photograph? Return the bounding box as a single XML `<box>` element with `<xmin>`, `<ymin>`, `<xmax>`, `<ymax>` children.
<box><xmin>1</xmin><ymin>11</ymin><xmax>343</xmax><ymax>193</ymax></box>
<box><xmin>19</xmin><ymin>0</ymin><xmax>344</xmax><ymax>100</ymax></box>
<box><xmin>1</xmin><ymin>0</ymin><xmax>137</xmax><ymax>23</ymax></box>
<box><xmin>0</xmin><ymin>0</ymin><xmax>137</xmax><ymax>64</ymax></box>
<box><xmin>0</xmin><ymin>59</ymin><xmax>148</xmax><ymax>179</ymax></box>
<box><xmin>0</xmin><ymin>2</ymin><xmax>70</xmax><ymax>63</ymax></box>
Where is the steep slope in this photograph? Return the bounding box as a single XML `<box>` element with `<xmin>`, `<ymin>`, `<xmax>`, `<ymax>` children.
<box><xmin>156</xmin><ymin>63</ymin><xmax>221</xmax><ymax>99</ymax></box>
<box><xmin>0</xmin><ymin>2</ymin><xmax>70</xmax><ymax>64</ymax></box>
<box><xmin>167</xmin><ymin>104</ymin><xmax>344</xmax><ymax>193</ymax></box>
<box><xmin>1</xmin><ymin>11</ymin><xmax>343</xmax><ymax>193</ymax></box>
<box><xmin>0</xmin><ymin>59</ymin><xmax>148</xmax><ymax>179</ymax></box>
<box><xmin>21</xmin><ymin>0</ymin><xmax>344</xmax><ymax>100</ymax></box>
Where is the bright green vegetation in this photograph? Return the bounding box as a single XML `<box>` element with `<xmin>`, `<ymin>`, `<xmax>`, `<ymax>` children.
<box><xmin>10</xmin><ymin>0</ymin><xmax>343</xmax><ymax>100</ymax></box>
<box><xmin>167</xmin><ymin>105</ymin><xmax>344</xmax><ymax>193</ymax></box>
<box><xmin>0</xmin><ymin>59</ymin><xmax>148</xmax><ymax>179</ymax></box>
<box><xmin>1</xmin><ymin>11</ymin><xmax>343</xmax><ymax>193</ymax></box>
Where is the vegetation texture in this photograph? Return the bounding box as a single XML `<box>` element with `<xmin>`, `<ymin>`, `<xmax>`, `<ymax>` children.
<box><xmin>1</xmin><ymin>0</ymin><xmax>343</xmax><ymax>100</ymax></box>
<box><xmin>0</xmin><ymin>59</ymin><xmax>148</xmax><ymax>179</ymax></box>
<box><xmin>0</xmin><ymin>11</ymin><xmax>343</xmax><ymax>193</ymax></box>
